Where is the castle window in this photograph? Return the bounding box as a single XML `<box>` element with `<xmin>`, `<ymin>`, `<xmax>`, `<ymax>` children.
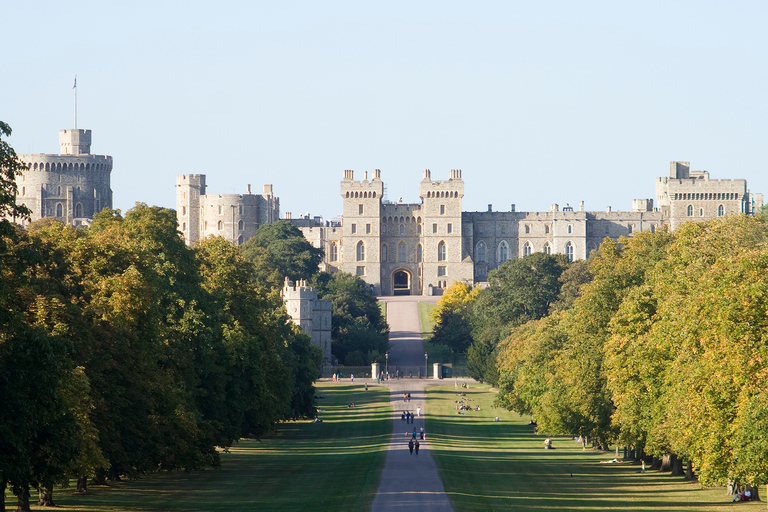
<box><xmin>418</xmin><ymin>224</ymin><xmax>422</xmax><ymax>234</ymax></box>
<box><xmin>718</xmin><ymin>204</ymin><xmax>724</xmax><ymax>216</ymax></box>
<box><xmin>238</xmin><ymin>236</ymin><xmax>244</xmax><ymax>245</ymax></box>
<box><xmin>21</xmin><ymin>186</ymin><xmax>25</xmax><ymax>195</ymax></box>
<box><xmin>437</xmin><ymin>266</ymin><xmax>446</xmax><ymax>276</ymax></box>
<box><xmin>356</xmin><ymin>241</ymin><xmax>365</xmax><ymax>261</ymax></box>
<box><xmin>523</xmin><ymin>241</ymin><xmax>532</xmax><ymax>257</ymax></box>
<box><xmin>567</xmin><ymin>224</ymin><xmax>573</xmax><ymax>234</ymax></box>
<box><xmin>587</xmin><ymin>241</ymin><xmax>597</xmax><ymax>256</ymax></box>
<box><xmin>478</xmin><ymin>224</ymin><xmax>484</xmax><ymax>235</ymax></box>
<box><xmin>400</xmin><ymin>224</ymin><xmax>404</xmax><ymax>235</ymax></box>
<box><xmin>373</xmin><ymin>192</ymin><xmax>376</xmax><ymax>197</ymax></box>
<box><xmin>628</xmin><ymin>224</ymin><xmax>633</xmax><ymax>234</ymax></box>
<box><xmin>182</xmin><ymin>206</ymin><xmax>187</xmax><ymax>215</ymax></box>
<box><xmin>359</xmin><ymin>204</ymin><xmax>364</xmax><ymax>214</ymax></box>
<box><xmin>382</xmin><ymin>244</ymin><xmax>388</xmax><ymax>262</ymax></box>
<box><xmin>346</xmin><ymin>192</ymin><xmax>349</xmax><ymax>198</ymax></box>
<box><xmin>382</xmin><ymin>224</ymin><xmax>387</xmax><ymax>234</ymax></box>
<box><xmin>238</xmin><ymin>220</ymin><xmax>244</xmax><ymax>231</ymax></box>
<box><xmin>398</xmin><ymin>243</ymin><xmax>406</xmax><ymax>262</ymax></box>
<box><xmin>501</xmin><ymin>224</ymin><xmax>506</xmax><ymax>235</ymax></box>
<box><xmin>417</xmin><ymin>244</ymin><xmax>422</xmax><ymax>263</ymax></box>
<box><xmin>440</xmin><ymin>205</ymin><xmax>445</xmax><ymax>215</ymax></box>
<box><xmin>330</xmin><ymin>243</ymin><xmax>338</xmax><ymax>261</ymax></box>
<box><xmin>477</xmin><ymin>242</ymin><xmax>486</xmax><ymax>262</ymax></box>
<box><xmin>56</xmin><ymin>203</ymin><xmax>63</xmax><ymax>217</ymax></box>
<box><xmin>182</xmin><ymin>222</ymin><xmax>186</xmax><ymax>231</ymax></box>
<box><xmin>543</xmin><ymin>242</ymin><xmax>551</xmax><ymax>255</ymax></box>
<box><xmin>239</xmin><ymin>206</ymin><xmax>242</xmax><ymax>214</ymax></box>
<box><xmin>356</xmin><ymin>266</ymin><xmax>365</xmax><ymax>276</ymax></box>
<box><xmin>498</xmin><ymin>241</ymin><xmax>509</xmax><ymax>263</ymax></box>
<box><xmin>699</xmin><ymin>208</ymin><xmax>704</xmax><ymax>216</ymax></box>
<box><xmin>524</xmin><ymin>224</ymin><xmax>530</xmax><ymax>234</ymax></box>
<box><xmin>438</xmin><ymin>241</ymin><xmax>446</xmax><ymax>261</ymax></box>
<box><xmin>447</xmin><ymin>223</ymin><xmax>452</xmax><ymax>234</ymax></box>
<box><xmin>57</xmin><ymin>186</ymin><xmax>61</xmax><ymax>196</ymax></box>
<box><xmin>433</xmin><ymin>223</ymin><xmax>437</xmax><ymax>233</ymax></box>
<box><xmin>351</xmin><ymin>224</ymin><xmax>357</xmax><ymax>234</ymax></box>
<box><xmin>565</xmin><ymin>242</ymin><xmax>574</xmax><ymax>262</ymax></box>
<box><xmin>205</xmin><ymin>221</ymin><xmax>208</xmax><ymax>230</ymax></box>
<box><xmin>687</xmin><ymin>205</ymin><xmax>693</xmax><ymax>216</ymax></box>
<box><xmin>650</xmin><ymin>224</ymin><xmax>656</xmax><ymax>233</ymax></box>
<box><xmin>218</xmin><ymin>220</ymin><xmax>223</xmax><ymax>230</ymax></box>
<box><xmin>218</xmin><ymin>205</ymin><xmax>222</xmax><ymax>215</ymax></box>
<box><xmin>75</xmin><ymin>203</ymin><xmax>82</xmax><ymax>217</ymax></box>
<box><xmin>366</xmin><ymin>224</ymin><xmax>371</xmax><ymax>234</ymax></box>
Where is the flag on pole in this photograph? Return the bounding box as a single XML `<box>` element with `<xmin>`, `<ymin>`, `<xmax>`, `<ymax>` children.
<box><xmin>73</xmin><ymin>75</ymin><xmax>77</xmax><ymax>89</ymax></box>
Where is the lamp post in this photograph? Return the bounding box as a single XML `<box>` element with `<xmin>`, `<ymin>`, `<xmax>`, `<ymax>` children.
<box><xmin>385</xmin><ymin>352</ymin><xmax>388</xmax><ymax>378</ymax></box>
<box><xmin>425</xmin><ymin>352</ymin><xmax>428</xmax><ymax>379</ymax></box>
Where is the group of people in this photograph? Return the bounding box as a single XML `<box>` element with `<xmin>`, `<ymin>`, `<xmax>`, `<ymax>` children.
<box><xmin>407</xmin><ymin>438</ymin><xmax>420</xmax><ymax>455</ymax></box>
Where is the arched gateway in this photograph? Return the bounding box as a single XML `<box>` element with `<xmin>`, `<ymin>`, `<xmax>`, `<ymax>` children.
<box><xmin>392</xmin><ymin>270</ymin><xmax>411</xmax><ymax>295</ymax></box>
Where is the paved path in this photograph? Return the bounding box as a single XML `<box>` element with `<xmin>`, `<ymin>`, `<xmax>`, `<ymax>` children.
<box><xmin>371</xmin><ymin>296</ymin><xmax>455</xmax><ymax>512</ymax></box>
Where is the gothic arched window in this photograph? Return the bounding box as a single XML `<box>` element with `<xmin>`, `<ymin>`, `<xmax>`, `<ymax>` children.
<box><xmin>523</xmin><ymin>241</ymin><xmax>532</xmax><ymax>257</ymax></box>
<box><xmin>477</xmin><ymin>242</ymin><xmax>486</xmax><ymax>262</ymax></box>
<box><xmin>356</xmin><ymin>241</ymin><xmax>365</xmax><ymax>261</ymax></box>
<box><xmin>498</xmin><ymin>241</ymin><xmax>508</xmax><ymax>263</ymax></box>
<box><xmin>565</xmin><ymin>241</ymin><xmax>574</xmax><ymax>262</ymax></box>
<box><xmin>438</xmin><ymin>241</ymin><xmax>446</xmax><ymax>261</ymax></box>
<box><xmin>330</xmin><ymin>243</ymin><xmax>338</xmax><ymax>262</ymax></box>
<box><xmin>398</xmin><ymin>243</ymin><xmax>406</xmax><ymax>262</ymax></box>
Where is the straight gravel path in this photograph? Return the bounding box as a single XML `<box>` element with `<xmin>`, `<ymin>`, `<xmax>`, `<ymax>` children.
<box><xmin>370</xmin><ymin>296</ymin><xmax>455</xmax><ymax>512</ymax></box>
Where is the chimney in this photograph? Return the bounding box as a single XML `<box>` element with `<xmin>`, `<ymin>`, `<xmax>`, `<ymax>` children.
<box><xmin>579</xmin><ymin>201</ymin><xmax>584</xmax><ymax>212</ymax></box>
<box><xmin>511</xmin><ymin>204</ymin><xmax>516</xmax><ymax>212</ymax></box>
<box><xmin>488</xmin><ymin>204</ymin><xmax>492</xmax><ymax>212</ymax></box>
<box><xmin>247</xmin><ymin>184</ymin><xmax>252</xmax><ymax>194</ymax></box>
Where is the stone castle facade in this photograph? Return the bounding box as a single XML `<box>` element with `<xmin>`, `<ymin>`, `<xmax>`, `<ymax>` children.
<box><xmin>176</xmin><ymin>174</ymin><xmax>279</xmax><ymax>246</ymax></box>
<box><xmin>297</xmin><ymin>163</ymin><xmax>762</xmax><ymax>296</ymax></box>
<box><xmin>281</xmin><ymin>278</ymin><xmax>333</xmax><ymax>365</ymax></box>
<box><xmin>11</xmin><ymin>128</ymin><xmax>113</xmax><ymax>227</ymax></box>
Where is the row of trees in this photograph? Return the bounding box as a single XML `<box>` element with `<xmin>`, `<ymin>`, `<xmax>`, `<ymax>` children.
<box><xmin>0</xmin><ymin>207</ymin><xmax>324</xmax><ymax>511</ymax></box>
<box><xmin>430</xmin><ymin>211</ymin><xmax>768</xmax><ymax>495</ymax></box>
<box><xmin>1</xmin><ymin>122</ymin><xmax>388</xmax><ymax>510</ymax></box>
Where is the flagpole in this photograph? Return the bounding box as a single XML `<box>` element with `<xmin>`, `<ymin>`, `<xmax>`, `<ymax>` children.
<box><xmin>73</xmin><ymin>75</ymin><xmax>77</xmax><ymax>129</ymax></box>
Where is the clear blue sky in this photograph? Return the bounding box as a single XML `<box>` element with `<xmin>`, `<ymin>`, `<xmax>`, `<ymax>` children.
<box><xmin>4</xmin><ymin>1</ymin><xmax>766</xmax><ymax>219</ymax></box>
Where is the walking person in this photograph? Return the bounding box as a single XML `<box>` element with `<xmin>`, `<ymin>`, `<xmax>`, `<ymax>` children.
<box><xmin>415</xmin><ymin>440</ymin><xmax>420</xmax><ymax>455</ymax></box>
<box><xmin>417</xmin><ymin>406</ymin><xmax>421</xmax><ymax>417</ymax></box>
<box><xmin>408</xmin><ymin>439</ymin><xmax>414</xmax><ymax>455</ymax></box>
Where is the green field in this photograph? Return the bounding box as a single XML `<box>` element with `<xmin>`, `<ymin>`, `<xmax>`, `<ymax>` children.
<box><xmin>426</xmin><ymin>384</ymin><xmax>762</xmax><ymax>512</ymax></box>
<box><xmin>6</xmin><ymin>384</ymin><xmax>390</xmax><ymax>512</ymax></box>
<box><xmin>418</xmin><ymin>301</ymin><xmax>436</xmax><ymax>339</ymax></box>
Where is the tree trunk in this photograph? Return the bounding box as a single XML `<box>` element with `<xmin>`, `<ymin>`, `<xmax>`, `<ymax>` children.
<box><xmin>15</xmin><ymin>485</ymin><xmax>31</xmax><ymax>512</ymax></box>
<box><xmin>685</xmin><ymin>460</ymin><xmax>695</xmax><ymax>480</ymax></box>
<box><xmin>651</xmin><ymin>456</ymin><xmax>661</xmax><ymax>470</ymax></box>
<box><xmin>623</xmin><ymin>446</ymin><xmax>628</xmax><ymax>459</ymax></box>
<box><xmin>670</xmin><ymin>455</ymin><xmax>684</xmax><ymax>476</ymax></box>
<box><xmin>37</xmin><ymin>485</ymin><xmax>55</xmax><ymax>507</ymax></box>
<box><xmin>660</xmin><ymin>454</ymin><xmax>672</xmax><ymax>472</ymax></box>
<box><xmin>76</xmin><ymin>475</ymin><xmax>88</xmax><ymax>493</ymax></box>
<box><xmin>747</xmin><ymin>484</ymin><xmax>760</xmax><ymax>501</ymax></box>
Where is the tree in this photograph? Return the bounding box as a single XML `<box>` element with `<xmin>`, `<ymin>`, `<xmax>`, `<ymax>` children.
<box><xmin>240</xmin><ymin>221</ymin><xmax>323</xmax><ymax>290</ymax></box>
<box><xmin>0</xmin><ymin>122</ymin><xmax>31</xmax><ymax>231</ymax></box>
<box><xmin>429</xmin><ymin>282</ymin><xmax>477</xmax><ymax>356</ymax></box>
<box><xmin>468</xmin><ymin>253</ymin><xmax>568</xmax><ymax>384</ymax></box>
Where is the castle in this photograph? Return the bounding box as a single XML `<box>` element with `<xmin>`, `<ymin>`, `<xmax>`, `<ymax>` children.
<box><xmin>12</xmin><ymin>128</ymin><xmax>113</xmax><ymax>227</ymax></box>
<box><xmin>176</xmin><ymin>174</ymin><xmax>279</xmax><ymax>246</ymax></box>
<box><xmin>176</xmin><ymin>163</ymin><xmax>762</xmax><ymax>296</ymax></box>
<box><xmin>297</xmin><ymin>163</ymin><xmax>762</xmax><ymax>296</ymax></box>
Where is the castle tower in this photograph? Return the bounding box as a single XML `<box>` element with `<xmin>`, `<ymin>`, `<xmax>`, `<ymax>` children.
<box><xmin>419</xmin><ymin>169</ymin><xmax>472</xmax><ymax>291</ymax></box>
<box><xmin>176</xmin><ymin>174</ymin><xmax>206</xmax><ymax>245</ymax></box>
<box><xmin>282</xmin><ymin>277</ymin><xmax>332</xmax><ymax>365</ymax></box>
<box><xmin>340</xmin><ymin>169</ymin><xmax>384</xmax><ymax>293</ymax></box>
<box><xmin>14</xmin><ymin>128</ymin><xmax>113</xmax><ymax>227</ymax></box>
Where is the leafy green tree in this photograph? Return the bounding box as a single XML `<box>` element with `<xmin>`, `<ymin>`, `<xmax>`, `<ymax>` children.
<box><xmin>468</xmin><ymin>253</ymin><xmax>568</xmax><ymax>384</ymax></box>
<box><xmin>0</xmin><ymin>121</ymin><xmax>31</xmax><ymax>233</ymax></box>
<box><xmin>240</xmin><ymin>220</ymin><xmax>323</xmax><ymax>290</ymax></box>
<box><xmin>429</xmin><ymin>282</ymin><xmax>477</xmax><ymax>356</ymax></box>
<box><xmin>312</xmin><ymin>272</ymin><xmax>389</xmax><ymax>365</ymax></box>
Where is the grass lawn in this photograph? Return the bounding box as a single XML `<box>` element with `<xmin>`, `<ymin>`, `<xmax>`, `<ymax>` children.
<box><xmin>8</xmin><ymin>383</ymin><xmax>391</xmax><ymax>512</ymax></box>
<box><xmin>426</xmin><ymin>384</ymin><xmax>763</xmax><ymax>512</ymax></box>
<box><xmin>418</xmin><ymin>301</ymin><xmax>437</xmax><ymax>340</ymax></box>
